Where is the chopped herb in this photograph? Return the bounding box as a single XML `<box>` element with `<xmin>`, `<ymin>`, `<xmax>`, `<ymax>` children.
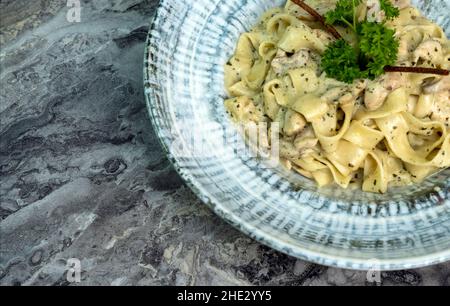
<box><xmin>325</xmin><ymin>0</ymin><xmax>362</xmax><ymax>29</ymax></box>
<box><xmin>379</xmin><ymin>0</ymin><xmax>400</xmax><ymax>20</ymax></box>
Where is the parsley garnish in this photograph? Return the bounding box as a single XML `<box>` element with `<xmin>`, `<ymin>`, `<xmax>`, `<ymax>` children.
<box><xmin>379</xmin><ymin>0</ymin><xmax>400</xmax><ymax>20</ymax></box>
<box><xmin>321</xmin><ymin>39</ymin><xmax>362</xmax><ymax>83</ymax></box>
<box><xmin>321</xmin><ymin>0</ymin><xmax>400</xmax><ymax>83</ymax></box>
<box><xmin>358</xmin><ymin>21</ymin><xmax>399</xmax><ymax>78</ymax></box>
<box><xmin>325</xmin><ymin>0</ymin><xmax>362</xmax><ymax>29</ymax></box>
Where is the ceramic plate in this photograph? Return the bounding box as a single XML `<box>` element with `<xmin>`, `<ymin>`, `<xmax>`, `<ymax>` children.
<box><xmin>144</xmin><ymin>0</ymin><xmax>450</xmax><ymax>270</ymax></box>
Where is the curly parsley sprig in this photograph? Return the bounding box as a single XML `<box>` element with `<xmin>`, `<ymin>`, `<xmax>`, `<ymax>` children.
<box><xmin>321</xmin><ymin>39</ymin><xmax>362</xmax><ymax>83</ymax></box>
<box><xmin>379</xmin><ymin>0</ymin><xmax>400</xmax><ymax>20</ymax></box>
<box><xmin>358</xmin><ymin>21</ymin><xmax>399</xmax><ymax>78</ymax></box>
<box><xmin>325</xmin><ymin>0</ymin><xmax>362</xmax><ymax>31</ymax></box>
<box><xmin>321</xmin><ymin>0</ymin><xmax>400</xmax><ymax>83</ymax></box>
<box><xmin>291</xmin><ymin>0</ymin><xmax>449</xmax><ymax>79</ymax></box>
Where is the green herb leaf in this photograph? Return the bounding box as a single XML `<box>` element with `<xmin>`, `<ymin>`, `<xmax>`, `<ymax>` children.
<box><xmin>325</xmin><ymin>0</ymin><xmax>362</xmax><ymax>28</ymax></box>
<box><xmin>321</xmin><ymin>1</ymin><xmax>400</xmax><ymax>83</ymax></box>
<box><xmin>379</xmin><ymin>0</ymin><xmax>400</xmax><ymax>20</ymax></box>
<box><xmin>358</xmin><ymin>21</ymin><xmax>399</xmax><ymax>78</ymax></box>
<box><xmin>321</xmin><ymin>39</ymin><xmax>363</xmax><ymax>83</ymax></box>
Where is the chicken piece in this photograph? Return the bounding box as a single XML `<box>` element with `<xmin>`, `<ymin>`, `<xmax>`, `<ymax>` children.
<box><xmin>366</xmin><ymin>0</ymin><xmax>386</xmax><ymax>23</ymax></box>
<box><xmin>294</xmin><ymin>126</ymin><xmax>319</xmax><ymax>152</ymax></box>
<box><xmin>413</xmin><ymin>39</ymin><xmax>443</xmax><ymax>64</ymax></box>
<box><xmin>421</xmin><ymin>76</ymin><xmax>450</xmax><ymax>127</ymax></box>
<box><xmin>391</xmin><ymin>0</ymin><xmax>411</xmax><ymax>9</ymax></box>
<box><xmin>364</xmin><ymin>73</ymin><xmax>406</xmax><ymax>110</ymax></box>
<box><xmin>365</xmin><ymin>83</ymin><xmax>388</xmax><ymax>111</ymax></box>
<box><xmin>271</xmin><ymin>49</ymin><xmax>311</xmax><ymax>75</ymax></box>
<box><xmin>283</xmin><ymin>110</ymin><xmax>307</xmax><ymax>137</ymax></box>
<box><xmin>279</xmin><ymin>138</ymin><xmax>301</xmax><ymax>160</ymax></box>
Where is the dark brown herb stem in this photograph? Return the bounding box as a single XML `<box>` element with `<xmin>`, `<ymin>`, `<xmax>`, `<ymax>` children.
<box><xmin>291</xmin><ymin>0</ymin><xmax>342</xmax><ymax>39</ymax></box>
<box><xmin>384</xmin><ymin>65</ymin><xmax>450</xmax><ymax>75</ymax></box>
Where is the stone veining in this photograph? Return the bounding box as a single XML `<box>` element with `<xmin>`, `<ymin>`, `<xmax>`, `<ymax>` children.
<box><xmin>1</xmin><ymin>0</ymin><xmax>450</xmax><ymax>286</ymax></box>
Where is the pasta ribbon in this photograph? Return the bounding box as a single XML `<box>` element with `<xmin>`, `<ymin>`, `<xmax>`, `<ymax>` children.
<box><xmin>224</xmin><ymin>2</ymin><xmax>450</xmax><ymax>193</ymax></box>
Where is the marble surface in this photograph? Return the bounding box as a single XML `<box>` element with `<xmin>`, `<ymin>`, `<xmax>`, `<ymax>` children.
<box><xmin>1</xmin><ymin>0</ymin><xmax>450</xmax><ymax>286</ymax></box>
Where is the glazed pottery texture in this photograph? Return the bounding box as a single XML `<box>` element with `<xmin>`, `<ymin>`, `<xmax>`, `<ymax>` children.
<box><xmin>144</xmin><ymin>0</ymin><xmax>450</xmax><ymax>270</ymax></box>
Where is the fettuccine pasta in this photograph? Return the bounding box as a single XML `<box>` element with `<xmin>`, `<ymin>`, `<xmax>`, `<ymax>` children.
<box><xmin>224</xmin><ymin>0</ymin><xmax>450</xmax><ymax>193</ymax></box>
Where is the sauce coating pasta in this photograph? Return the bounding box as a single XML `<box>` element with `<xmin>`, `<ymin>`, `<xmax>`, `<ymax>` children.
<box><xmin>224</xmin><ymin>0</ymin><xmax>450</xmax><ymax>193</ymax></box>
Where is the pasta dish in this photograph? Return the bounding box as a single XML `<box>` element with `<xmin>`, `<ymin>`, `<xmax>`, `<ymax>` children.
<box><xmin>224</xmin><ymin>0</ymin><xmax>449</xmax><ymax>193</ymax></box>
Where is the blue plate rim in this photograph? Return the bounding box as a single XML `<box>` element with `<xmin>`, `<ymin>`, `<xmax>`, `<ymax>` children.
<box><xmin>143</xmin><ymin>0</ymin><xmax>450</xmax><ymax>271</ymax></box>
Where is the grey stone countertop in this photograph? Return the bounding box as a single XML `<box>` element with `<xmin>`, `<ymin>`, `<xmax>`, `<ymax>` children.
<box><xmin>1</xmin><ymin>0</ymin><xmax>450</xmax><ymax>286</ymax></box>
